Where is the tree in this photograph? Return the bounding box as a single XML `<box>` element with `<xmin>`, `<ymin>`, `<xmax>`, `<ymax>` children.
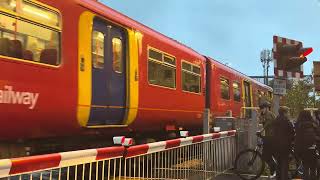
<box><xmin>283</xmin><ymin>78</ymin><xmax>316</xmax><ymax>118</ymax></box>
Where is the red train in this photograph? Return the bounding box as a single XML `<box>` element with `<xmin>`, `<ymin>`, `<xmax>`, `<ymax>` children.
<box><xmin>0</xmin><ymin>0</ymin><xmax>272</xmax><ymax>158</ymax></box>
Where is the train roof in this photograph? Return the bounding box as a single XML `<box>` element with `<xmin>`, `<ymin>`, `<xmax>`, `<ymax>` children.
<box><xmin>77</xmin><ymin>0</ymin><xmax>272</xmax><ymax>92</ymax></box>
<box><xmin>206</xmin><ymin>57</ymin><xmax>273</xmax><ymax>91</ymax></box>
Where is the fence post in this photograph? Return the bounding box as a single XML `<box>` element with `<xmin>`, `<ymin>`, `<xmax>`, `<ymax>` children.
<box><xmin>203</xmin><ymin>108</ymin><xmax>211</xmax><ymax>134</ymax></box>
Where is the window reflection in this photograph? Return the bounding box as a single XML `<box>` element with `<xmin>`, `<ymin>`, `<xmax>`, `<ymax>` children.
<box><xmin>148</xmin><ymin>48</ymin><xmax>176</xmax><ymax>88</ymax></box>
<box><xmin>112</xmin><ymin>37</ymin><xmax>123</xmax><ymax>73</ymax></box>
<box><xmin>92</xmin><ymin>31</ymin><xmax>104</xmax><ymax>69</ymax></box>
<box><xmin>182</xmin><ymin>62</ymin><xmax>201</xmax><ymax>93</ymax></box>
<box><xmin>0</xmin><ymin>14</ymin><xmax>60</xmax><ymax>65</ymax></box>
<box><xmin>221</xmin><ymin>78</ymin><xmax>230</xmax><ymax>100</ymax></box>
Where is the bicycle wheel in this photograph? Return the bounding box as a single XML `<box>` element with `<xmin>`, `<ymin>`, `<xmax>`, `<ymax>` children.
<box><xmin>288</xmin><ymin>152</ymin><xmax>303</xmax><ymax>179</ymax></box>
<box><xmin>234</xmin><ymin>149</ymin><xmax>265</xmax><ymax>180</ymax></box>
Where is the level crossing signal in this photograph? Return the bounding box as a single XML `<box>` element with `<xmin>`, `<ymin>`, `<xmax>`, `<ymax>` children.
<box><xmin>273</xmin><ymin>36</ymin><xmax>313</xmax><ymax>78</ymax></box>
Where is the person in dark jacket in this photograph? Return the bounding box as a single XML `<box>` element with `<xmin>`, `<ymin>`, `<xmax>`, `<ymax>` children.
<box><xmin>295</xmin><ymin>110</ymin><xmax>320</xmax><ymax>180</ymax></box>
<box><xmin>259</xmin><ymin>101</ymin><xmax>276</xmax><ymax>176</ymax></box>
<box><xmin>271</xmin><ymin>106</ymin><xmax>294</xmax><ymax>180</ymax></box>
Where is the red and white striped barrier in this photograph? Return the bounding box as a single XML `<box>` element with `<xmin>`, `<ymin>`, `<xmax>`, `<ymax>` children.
<box><xmin>125</xmin><ymin>130</ymin><xmax>236</xmax><ymax>158</ymax></box>
<box><xmin>0</xmin><ymin>130</ymin><xmax>236</xmax><ymax>178</ymax></box>
<box><xmin>0</xmin><ymin>146</ymin><xmax>125</xmax><ymax>178</ymax></box>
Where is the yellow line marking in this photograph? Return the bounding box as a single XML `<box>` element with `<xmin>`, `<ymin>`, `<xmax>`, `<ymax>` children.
<box><xmin>79</xmin><ymin>104</ymin><xmax>203</xmax><ymax>113</ymax></box>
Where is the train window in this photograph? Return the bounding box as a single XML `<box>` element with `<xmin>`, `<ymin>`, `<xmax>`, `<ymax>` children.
<box><xmin>182</xmin><ymin>61</ymin><xmax>201</xmax><ymax>93</ymax></box>
<box><xmin>233</xmin><ymin>82</ymin><xmax>241</xmax><ymax>102</ymax></box>
<box><xmin>0</xmin><ymin>0</ymin><xmax>60</xmax><ymax>27</ymax></box>
<box><xmin>0</xmin><ymin>13</ymin><xmax>60</xmax><ymax>65</ymax></box>
<box><xmin>193</xmin><ymin>66</ymin><xmax>200</xmax><ymax>74</ymax></box>
<box><xmin>112</xmin><ymin>37</ymin><xmax>123</xmax><ymax>73</ymax></box>
<box><xmin>0</xmin><ymin>0</ymin><xmax>16</xmax><ymax>11</ymax></box>
<box><xmin>149</xmin><ymin>49</ymin><xmax>162</xmax><ymax>61</ymax></box>
<box><xmin>257</xmin><ymin>90</ymin><xmax>263</xmax><ymax>105</ymax></box>
<box><xmin>0</xmin><ymin>0</ymin><xmax>61</xmax><ymax>66</ymax></box>
<box><xmin>220</xmin><ymin>78</ymin><xmax>230</xmax><ymax>100</ymax></box>
<box><xmin>148</xmin><ymin>48</ymin><xmax>176</xmax><ymax>88</ymax></box>
<box><xmin>92</xmin><ymin>31</ymin><xmax>105</xmax><ymax>69</ymax></box>
<box><xmin>21</xmin><ymin>1</ymin><xmax>60</xmax><ymax>27</ymax></box>
<box><xmin>182</xmin><ymin>62</ymin><xmax>192</xmax><ymax>71</ymax></box>
<box><xmin>164</xmin><ymin>55</ymin><xmax>176</xmax><ymax>66</ymax></box>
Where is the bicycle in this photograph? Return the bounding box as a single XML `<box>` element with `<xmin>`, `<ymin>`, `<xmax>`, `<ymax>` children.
<box><xmin>297</xmin><ymin>144</ymin><xmax>320</xmax><ymax>180</ymax></box>
<box><xmin>234</xmin><ymin>132</ymin><xmax>302</xmax><ymax>180</ymax></box>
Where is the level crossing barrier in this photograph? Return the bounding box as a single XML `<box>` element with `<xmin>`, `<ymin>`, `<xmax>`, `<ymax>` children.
<box><xmin>0</xmin><ymin>130</ymin><xmax>236</xmax><ymax>180</ymax></box>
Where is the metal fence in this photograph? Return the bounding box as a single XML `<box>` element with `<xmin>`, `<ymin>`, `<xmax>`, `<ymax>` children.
<box><xmin>0</xmin><ymin>130</ymin><xmax>236</xmax><ymax>180</ymax></box>
<box><xmin>235</xmin><ymin>108</ymin><xmax>260</xmax><ymax>153</ymax></box>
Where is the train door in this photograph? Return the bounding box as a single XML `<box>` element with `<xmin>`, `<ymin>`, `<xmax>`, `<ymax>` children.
<box><xmin>88</xmin><ymin>18</ymin><xmax>127</xmax><ymax>126</ymax></box>
<box><xmin>243</xmin><ymin>81</ymin><xmax>252</xmax><ymax>117</ymax></box>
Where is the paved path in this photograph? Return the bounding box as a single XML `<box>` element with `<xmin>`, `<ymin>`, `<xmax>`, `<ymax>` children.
<box><xmin>214</xmin><ymin>173</ymin><xmax>270</xmax><ymax>179</ymax></box>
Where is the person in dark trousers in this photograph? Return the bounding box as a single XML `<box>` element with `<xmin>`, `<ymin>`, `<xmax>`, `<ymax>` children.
<box><xmin>259</xmin><ymin>101</ymin><xmax>276</xmax><ymax>177</ymax></box>
<box><xmin>314</xmin><ymin>109</ymin><xmax>320</xmax><ymax>126</ymax></box>
<box><xmin>295</xmin><ymin>110</ymin><xmax>320</xmax><ymax>180</ymax></box>
<box><xmin>271</xmin><ymin>106</ymin><xmax>294</xmax><ymax>180</ymax></box>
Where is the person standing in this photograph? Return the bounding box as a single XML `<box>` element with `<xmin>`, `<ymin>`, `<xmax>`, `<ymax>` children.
<box><xmin>295</xmin><ymin>110</ymin><xmax>320</xmax><ymax>180</ymax></box>
<box><xmin>271</xmin><ymin>106</ymin><xmax>294</xmax><ymax>180</ymax></box>
<box><xmin>314</xmin><ymin>110</ymin><xmax>320</xmax><ymax>126</ymax></box>
<box><xmin>259</xmin><ymin>101</ymin><xmax>276</xmax><ymax>177</ymax></box>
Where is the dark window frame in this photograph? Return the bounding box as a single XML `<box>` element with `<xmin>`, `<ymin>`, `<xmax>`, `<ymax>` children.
<box><xmin>181</xmin><ymin>60</ymin><xmax>202</xmax><ymax>94</ymax></box>
<box><xmin>147</xmin><ymin>47</ymin><xmax>177</xmax><ymax>89</ymax></box>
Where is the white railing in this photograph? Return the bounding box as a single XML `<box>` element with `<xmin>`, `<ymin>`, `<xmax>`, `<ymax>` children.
<box><xmin>0</xmin><ymin>130</ymin><xmax>236</xmax><ymax>180</ymax></box>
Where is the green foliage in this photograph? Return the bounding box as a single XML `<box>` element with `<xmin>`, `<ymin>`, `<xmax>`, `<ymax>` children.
<box><xmin>284</xmin><ymin>78</ymin><xmax>316</xmax><ymax>117</ymax></box>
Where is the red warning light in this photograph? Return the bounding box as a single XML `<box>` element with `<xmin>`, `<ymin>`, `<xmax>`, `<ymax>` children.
<box><xmin>302</xmin><ymin>47</ymin><xmax>313</xmax><ymax>57</ymax></box>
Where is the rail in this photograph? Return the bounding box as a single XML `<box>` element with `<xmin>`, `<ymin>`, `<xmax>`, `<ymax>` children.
<box><xmin>0</xmin><ymin>130</ymin><xmax>236</xmax><ymax>180</ymax></box>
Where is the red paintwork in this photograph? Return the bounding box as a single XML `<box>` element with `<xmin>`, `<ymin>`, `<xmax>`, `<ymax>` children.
<box><xmin>10</xmin><ymin>153</ymin><xmax>61</xmax><ymax>174</ymax></box>
<box><xmin>131</xmin><ymin>34</ymin><xmax>206</xmax><ymax>132</ymax></box>
<box><xmin>125</xmin><ymin>144</ymin><xmax>149</xmax><ymax>158</ymax></box>
<box><xmin>95</xmin><ymin>146</ymin><xmax>125</xmax><ymax>160</ymax></box>
<box><xmin>165</xmin><ymin>139</ymin><xmax>181</xmax><ymax>149</ymax></box>
<box><xmin>0</xmin><ymin>0</ymin><xmax>80</xmax><ymax>140</ymax></box>
<box><xmin>0</xmin><ymin>0</ymin><xmax>272</xmax><ymax>143</ymax></box>
<box><xmin>192</xmin><ymin>135</ymin><xmax>204</xmax><ymax>143</ymax></box>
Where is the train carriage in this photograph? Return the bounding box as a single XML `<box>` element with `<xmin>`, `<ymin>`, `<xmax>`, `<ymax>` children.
<box><xmin>206</xmin><ymin>58</ymin><xmax>272</xmax><ymax>118</ymax></box>
<box><xmin>0</xmin><ymin>0</ymin><xmax>272</xmax><ymax>158</ymax></box>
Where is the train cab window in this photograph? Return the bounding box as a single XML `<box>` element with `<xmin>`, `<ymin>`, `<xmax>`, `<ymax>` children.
<box><xmin>233</xmin><ymin>82</ymin><xmax>241</xmax><ymax>102</ymax></box>
<box><xmin>112</xmin><ymin>37</ymin><xmax>123</xmax><ymax>73</ymax></box>
<box><xmin>182</xmin><ymin>61</ymin><xmax>201</xmax><ymax>93</ymax></box>
<box><xmin>0</xmin><ymin>0</ymin><xmax>61</xmax><ymax>65</ymax></box>
<box><xmin>148</xmin><ymin>48</ymin><xmax>176</xmax><ymax>88</ymax></box>
<box><xmin>92</xmin><ymin>31</ymin><xmax>105</xmax><ymax>69</ymax></box>
<box><xmin>220</xmin><ymin>78</ymin><xmax>230</xmax><ymax>100</ymax></box>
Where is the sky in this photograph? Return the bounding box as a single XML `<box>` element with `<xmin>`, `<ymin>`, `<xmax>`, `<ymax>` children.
<box><xmin>101</xmin><ymin>0</ymin><xmax>320</xmax><ymax>76</ymax></box>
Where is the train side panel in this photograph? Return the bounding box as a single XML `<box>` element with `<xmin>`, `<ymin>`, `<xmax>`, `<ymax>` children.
<box><xmin>131</xmin><ymin>34</ymin><xmax>206</xmax><ymax>132</ymax></box>
<box><xmin>207</xmin><ymin>59</ymin><xmax>243</xmax><ymax>118</ymax></box>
